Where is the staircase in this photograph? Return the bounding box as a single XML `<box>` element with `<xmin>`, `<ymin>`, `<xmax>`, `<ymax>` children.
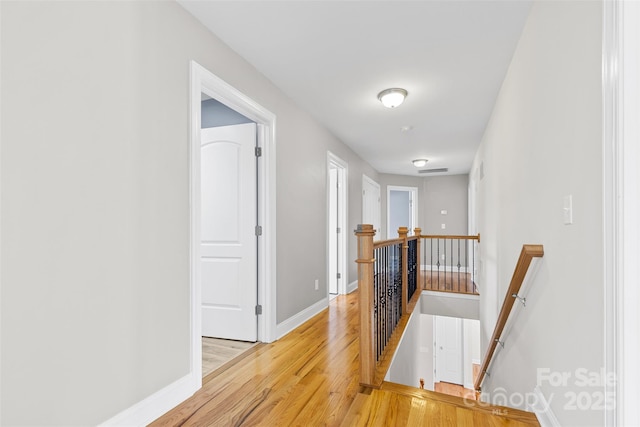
<box><xmin>341</xmin><ymin>382</ymin><xmax>540</xmax><ymax>426</ymax></box>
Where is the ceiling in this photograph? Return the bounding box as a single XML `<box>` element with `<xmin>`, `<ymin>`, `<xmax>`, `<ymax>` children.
<box><xmin>178</xmin><ymin>1</ymin><xmax>532</xmax><ymax>177</ymax></box>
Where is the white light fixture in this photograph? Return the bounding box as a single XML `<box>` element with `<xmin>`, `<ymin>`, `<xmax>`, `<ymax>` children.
<box><xmin>412</xmin><ymin>159</ymin><xmax>428</xmax><ymax>168</ymax></box>
<box><xmin>377</xmin><ymin>88</ymin><xmax>408</xmax><ymax>108</ymax></box>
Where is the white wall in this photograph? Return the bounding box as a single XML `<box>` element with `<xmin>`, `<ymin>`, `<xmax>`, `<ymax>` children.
<box><xmin>463</xmin><ymin>319</ymin><xmax>481</xmax><ymax>390</ymax></box>
<box><xmin>470</xmin><ymin>1</ymin><xmax>605</xmax><ymax>425</ymax></box>
<box><xmin>0</xmin><ymin>1</ymin><xmax>376</xmax><ymax>424</ymax></box>
<box><xmin>418</xmin><ymin>314</ymin><xmax>435</xmax><ymax>391</ymax></box>
<box><xmin>420</xmin><ymin>291</ymin><xmax>479</xmax><ymax>320</ymax></box>
<box><xmin>386</xmin><ymin>311</ymin><xmax>421</xmax><ymax>388</ymax></box>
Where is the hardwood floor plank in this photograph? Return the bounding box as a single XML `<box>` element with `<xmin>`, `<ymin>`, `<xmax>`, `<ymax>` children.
<box><xmin>405</xmin><ymin>397</ymin><xmax>427</xmax><ymax>426</ymax></box>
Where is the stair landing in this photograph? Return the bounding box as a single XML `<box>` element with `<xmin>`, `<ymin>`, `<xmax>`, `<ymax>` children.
<box><xmin>341</xmin><ymin>382</ymin><xmax>540</xmax><ymax>427</ymax></box>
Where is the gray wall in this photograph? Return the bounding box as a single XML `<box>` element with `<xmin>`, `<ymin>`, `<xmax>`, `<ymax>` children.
<box><xmin>201</xmin><ymin>98</ymin><xmax>253</xmax><ymax>128</ymax></box>
<box><xmin>0</xmin><ymin>1</ymin><xmax>376</xmax><ymax>424</ymax></box>
<box><xmin>378</xmin><ymin>173</ymin><xmax>469</xmax><ymax>238</ymax></box>
<box><xmin>422</xmin><ymin>175</ymin><xmax>468</xmax><ymax>236</ymax></box>
<box><xmin>471</xmin><ymin>2</ymin><xmax>604</xmax><ymax>425</ymax></box>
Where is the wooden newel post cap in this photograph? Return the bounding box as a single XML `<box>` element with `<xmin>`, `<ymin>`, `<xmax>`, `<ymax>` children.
<box><xmin>414</xmin><ymin>227</ymin><xmax>422</xmax><ymax>237</ymax></box>
<box><xmin>397</xmin><ymin>226</ymin><xmax>409</xmax><ymax>238</ymax></box>
<box><xmin>355</xmin><ymin>224</ymin><xmax>376</xmax><ymax>236</ymax></box>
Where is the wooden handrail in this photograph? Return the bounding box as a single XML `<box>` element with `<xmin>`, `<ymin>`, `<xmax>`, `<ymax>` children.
<box><xmin>474</xmin><ymin>244</ymin><xmax>544</xmax><ymax>391</ymax></box>
<box><xmin>373</xmin><ymin>237</ymin><xmax>404</xmax><ymax>248</ymax></box>
<box><xmin>419</xmin><ymin>233</ymin><xmax>480</xmax><ymax>241</ymax></box>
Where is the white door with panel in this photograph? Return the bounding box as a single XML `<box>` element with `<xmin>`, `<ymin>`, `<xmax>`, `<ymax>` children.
<box><xmin>434</xmin><ymin>315</ymin><xmax>464</xmax><ymax>385</ymax></box>
<box><xmin>362</xmin><ymin>175</ymin><xmax>381</xmax><ymax>236</ymax></box>
<box><xmin>201</xmin><ymin>123</ymin><xmax>257</xmax><ymax>342</ymax></box>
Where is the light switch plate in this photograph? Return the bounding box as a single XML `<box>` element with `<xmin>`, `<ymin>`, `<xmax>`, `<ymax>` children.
<box><xmin>441</xmin><ymin>223</ymin><xmax>446</xmax><ymax>229</ymax></box>
<box><xmin>563</xmin><ymin>195</ymin><xmax>573</xmax><ymax>225</ymax></box>
<box><xmin>441</xmin><ymin>210</ymin><xmax>448</xmax><ymax>215</ymax></box>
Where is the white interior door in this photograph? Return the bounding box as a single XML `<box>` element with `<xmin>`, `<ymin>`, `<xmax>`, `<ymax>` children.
<box><xmin>362</xmin><ymin>175</ymin><xmax>381</xmax><ymax>236</ymax></box>
<box><xmin>329</xmin><ymin>167</ymin><xmax>339</xmax><ymax>294</ymax></box>
<box><xmin>434</xmin><ymin>316</ymin><xmax>464</xmax><ymax>385</ymax></box>
<box><xmin>201</xmin><ymin>123</ymin><xmax>257</xmax><ymax>342</ymax></box>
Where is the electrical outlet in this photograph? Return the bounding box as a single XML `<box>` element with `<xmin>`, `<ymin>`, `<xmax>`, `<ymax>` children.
<box><xmin>441</xmin><ymin>223</ymin><xmax>446</xmax><ymax>229</ymax></box>
<box><xmin>314</xmin><ymin>279</ymin><xmax>319</xmax><ymax>290</ymax></box>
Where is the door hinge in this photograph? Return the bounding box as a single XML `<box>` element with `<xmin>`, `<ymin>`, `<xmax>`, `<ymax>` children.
<box><xmin>255</xmin><ymin>147</ymin><xmax>262</xmax><ymax>157</ymax></box>
<box><xmin>337</xmin><ymin>273</ymin><xmax>341</xmax><ymax>279</ymax></box>
<box><xmin>337</xmin><ymin>227</ymin><xmax>341</xmax><ymax>234</ymax></box>
<box><xmin>255</xmin><ymin>305</ymin><xmax>263</xmax><ymax>315</ymax></box>
<box><xmin>255</xmin><ymin>225</ymin><xmax>263</xmax><ymax>236</ymax></box>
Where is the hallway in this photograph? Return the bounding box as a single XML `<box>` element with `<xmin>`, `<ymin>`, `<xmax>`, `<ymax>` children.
<box><xmin>152</xmin><ymin>292</ymin><xmax>538</xmax><ymax>426</ymax></box>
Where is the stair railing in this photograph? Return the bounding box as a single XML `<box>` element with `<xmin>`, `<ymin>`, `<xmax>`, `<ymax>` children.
<box><xmin>420</xmin><ymin>234</ymin><xmax>481</xmax><ymax>294</ymax></box>
<box><xmin>474</xmin><ymin>244</ymin><xmax>544</xmax><ymax>392</ymax></box>
<box><xmin>355</xmin><ymin>224</ymin><xmax>421</xmax><ymax>387</ymax></box>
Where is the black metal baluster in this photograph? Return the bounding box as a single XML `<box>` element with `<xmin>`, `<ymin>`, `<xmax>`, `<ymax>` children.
<box><xmin>465</xmin><ymin>239</ymin><xmax>468</xmax><ymax>293</ymax></box>
<box><xmin>473</xmin><ymin>240</ymin><xmax>476</xmax><ymax>294</ymax></box>
<box><xmin>430</xmin><ymin>238</ymin><xmax>433</xmax><ymax>290</ymax></box>
<box><xmin>437</xmin><ymin>239</ymin><xmax>440</xmax><ymax>290</ymax></box>
<box><xmin>444</xmin><ymin>238</ymin><xmax>447</xmax><ymax>290</ymax></box>
<box><xmin>456</xmin><ymin>239</ymin><xmax>460</xmax><ymax>292</ymax></box>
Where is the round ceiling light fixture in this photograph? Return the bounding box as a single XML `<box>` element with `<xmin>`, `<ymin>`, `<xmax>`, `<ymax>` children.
<box><xmin>412</xmin><ymin>159</ymin><xmax>428</xmax><ymax>168</ymax></box>
<box><xmin>377</xmin><ymin>88</ymin><xmax>408</xmax><ymax>108</ymax></box>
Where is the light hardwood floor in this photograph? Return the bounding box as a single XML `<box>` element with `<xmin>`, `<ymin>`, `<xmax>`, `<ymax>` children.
<box><xmin>152</xmin><ymin>292</ymin><xmax>538</xmax><ymax>426</ymax></box>
<box><xmin>423</xmin><ymin>271</ymin><xmax>478</xmax><ymax>295</ymax></box>
<box><xmin>202</xmin><ymin>337</ymin><xmax>256</xmax><ymax>378</ymax></box>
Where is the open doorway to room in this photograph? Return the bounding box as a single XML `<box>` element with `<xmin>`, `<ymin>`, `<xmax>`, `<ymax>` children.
<box><xmin>199</xmin><ymin>96</ymin><xmax>260</xmax><ymax>377</ymax></box>
<box><xmin>327</xmin><ymin>152</ymin><xmax>348</xmax><ymax>296</ymax></box>
<box><xmin>190</xmin><ymin>61</ymin><xmax>277</xmax><ymax>384</ymax></box>
<box><xmin>387</xmin><ymin>186</ymin><xmax>418</xmax><ymax>239</ymax></box>
<box><xmin>432</xmin><ymin>315</ymin><xmax>481</xmax><ymax>400</ymax></box>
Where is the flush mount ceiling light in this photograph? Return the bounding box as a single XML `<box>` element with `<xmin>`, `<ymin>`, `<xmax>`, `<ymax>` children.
<box><xmin>377</xmin><ymin>88</ymin><xmax>408</xmax><ymax>108</ymax></box>
<box><xmin>412</xmin><ymin>159</ymin><xmax>428</xmax><ymax>168</ymax></box>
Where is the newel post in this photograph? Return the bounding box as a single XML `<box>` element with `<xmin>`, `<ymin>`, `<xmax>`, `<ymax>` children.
<box><xmin>355</xmin><ymin>224</ymin><xmax>376</xmax><ymax>386</ymax></box>
<box><xmin>414</xmin><ymin>227</ymin><xmax>422</xmax><ymax>291</ymax></box>
<box><xmin>398</xmin><ymin>226</ymin><xmax>409</xmax><ymax>314</ymax></box>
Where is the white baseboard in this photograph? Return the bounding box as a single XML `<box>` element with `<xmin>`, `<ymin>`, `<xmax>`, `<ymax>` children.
<box><xmin>276</xmin><ymin>297</ymin><xmax>328</xmax><ymax>339</ymax></box>
<box><xmin>529</xmin><ymin>386</ymin><xmax>560</xmax><ymax>427</ymax></box>
<box><xmin>347</xmin><ymin>280</ymin><xmax>358</xmax><ymax>293</ymax></box>
<box><xmin>98</xmin><ymin>373</ymin><xmax>198</xmax><ymax>426</ymax></box>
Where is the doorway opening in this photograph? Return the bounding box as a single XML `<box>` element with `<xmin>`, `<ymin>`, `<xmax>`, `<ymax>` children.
<box><xmin>387</xmin><ymin>186</ymin><xmax>418</xmax><ymax>239</ymax></box>
<box><xmin>327</xmin><ymin>152</ymin><xmax>348</xmax><ymax>295</ymax></box>
<box><xmin>190</xmin><ymin>61</ymin><xmax>277</xmax><ymax>386</ymax></box>
<box><xmin>432</xmin><ymin>315</ymin><xmax>480</xmax><ymax>400</ymax></box>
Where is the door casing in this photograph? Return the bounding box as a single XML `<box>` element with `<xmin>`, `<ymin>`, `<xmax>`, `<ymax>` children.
<box><xmin>190</xmin><ymin>61</ymin><xmax>277</xmax><ymax>386</ymax></box>
<box><xmin>386</xmin><ymin>185</ymin><xmax>418</xmax><ymax>239</ymax></box>
<box><xmin>327</xmin><ymin>152</ymin><xmax>348</xmax><ymax>295</ymax></box>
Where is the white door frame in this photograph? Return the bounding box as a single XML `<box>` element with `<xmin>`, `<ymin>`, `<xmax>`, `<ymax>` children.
<box><xmin>327</xmin><ymin>152</ymin><xmax>348</xmax><ymax>295</ymax></box>
<box><xmin>603</xmin><ymin>2</ymin><xmax>640</xmax><ymax>425</ymax></box>
<box><xmin>362</xmin><ymin>174</ymin><xmax>381</xmax><ymax>237</ymax></box>
<box><xmin>386</xmin><ymin>185</ymin><xmax>418</xmax><ymax>239</ymax></box>
<box><xmin>190</xmin><ymin>61</ymin><xmax>277</xmax><ymax>386</ymax></box>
